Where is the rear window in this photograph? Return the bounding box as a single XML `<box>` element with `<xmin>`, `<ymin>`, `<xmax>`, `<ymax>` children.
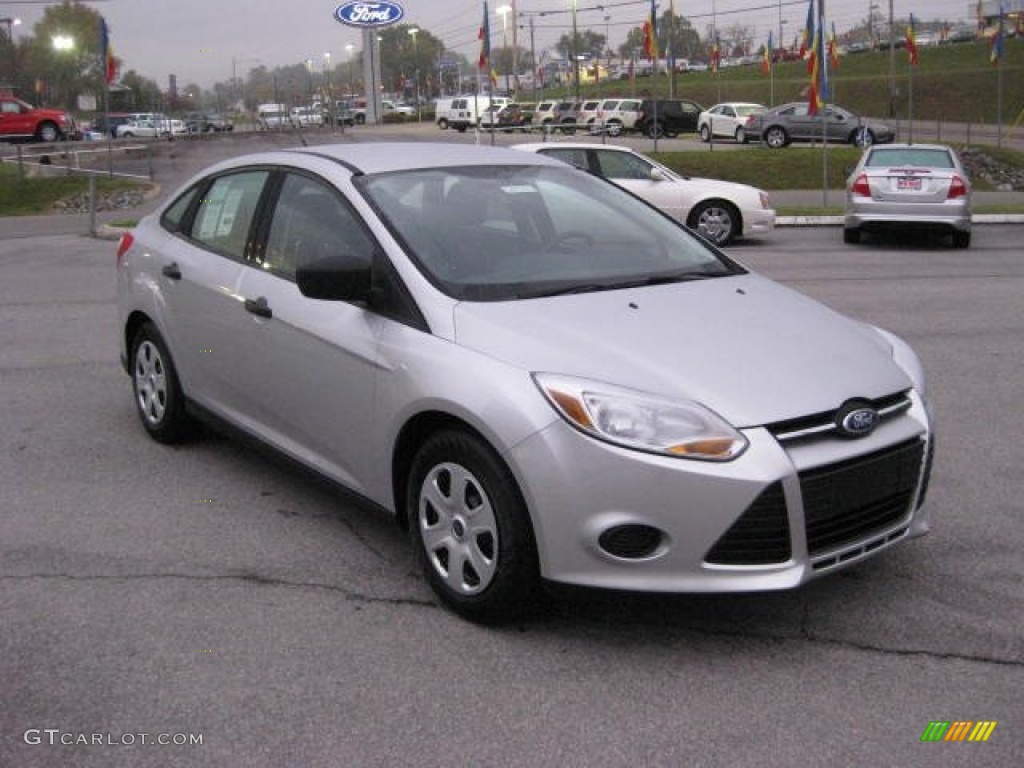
<box><xmin>866</xmin><ymin>148</ymin><xmax>955</xmax><ymax>169</ymax></box>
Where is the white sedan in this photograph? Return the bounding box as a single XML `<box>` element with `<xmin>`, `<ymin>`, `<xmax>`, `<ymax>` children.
<box><xmin>512</xmin><ymin>142</ymin><xmax>774</xmax><ymax>246</ymax></box>
<box><xmin>697</xmin><ymin>102</ymin><xmax>766</xmax><ymax>143</ymax></box>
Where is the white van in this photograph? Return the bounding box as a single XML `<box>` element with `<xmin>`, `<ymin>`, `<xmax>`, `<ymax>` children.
<box><xmin>257</xmin><ymin>103</ymin><xmax>290</xmax><ymax>129</ymax></box>
<box><xmin>435</xmin><ymin>98</ymin><xmax>454</xmax><ymax>129</ymax></box>
<box><xmin>448</xmin><ymin>95</ymin><xmax>509</xmax><ymax>132</ymax></box>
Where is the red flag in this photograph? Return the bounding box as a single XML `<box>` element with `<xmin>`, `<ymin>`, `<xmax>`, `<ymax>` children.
<box><xmin>478</xmin><ymin>2</ymin><xmax>491</xmax><ymax>71</ymax></box>
<box><xmin>905</xmin><ymin>14</ymin><xmax>919</xmax><ymax>65</ymax></box>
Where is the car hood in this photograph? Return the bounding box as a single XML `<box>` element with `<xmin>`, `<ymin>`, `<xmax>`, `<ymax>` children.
<box><xmin>674</xmin><ymin>174</ymin><xmax>764</xmax><ymax>199</ymax></box>
<box><xmin>452</xmin><ymin>273</ymin><xmax>910</xmax><ymax>427</ymax></box>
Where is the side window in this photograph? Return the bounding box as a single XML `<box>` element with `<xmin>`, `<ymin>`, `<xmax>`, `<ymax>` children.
<box><xmin>161</xmin><ymin>186</ymin><xmax>199</xmax><ymax>233</ymax></box>
<box><xmin>543</xmin><ymin>148</ymin><xmax>590</xmax><ymax>171</ymax></box>
<box><xmin>189</xmin><ymin>171</ymin><xmax>268</xmax><ymax>260</ymax></box>
<box><xmin>596</xmin><ymin>150</ymin><xmax>652</xmax><ymax>181</ymax></box>
<box><xmin>262</xmin><ymin>173</ymin><xmax>373</xmax><ymax>280</ymax></box>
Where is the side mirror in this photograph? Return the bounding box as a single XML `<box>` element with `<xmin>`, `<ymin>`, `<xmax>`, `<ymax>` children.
<box><xmin>650</xmin><ymin>167</ymin><xmax>667</xmax><ymax>182</ymax></box>
<box><xmin>296</xmin><ymin>253</ymin><xmax>371</xmax><ymax>302</ymax></box>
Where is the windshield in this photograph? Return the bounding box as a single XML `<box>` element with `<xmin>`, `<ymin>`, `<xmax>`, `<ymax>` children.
<box><xmin>360</xmin><ymin>165</ymin><xmax>742</xmax><ymax>301</ymax></box>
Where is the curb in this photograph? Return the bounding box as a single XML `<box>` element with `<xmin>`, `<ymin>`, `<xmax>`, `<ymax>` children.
<box><xmin>776</xmin><ymin>214</ymin><xmax>1024</xmax><ymax>226</ymax></box>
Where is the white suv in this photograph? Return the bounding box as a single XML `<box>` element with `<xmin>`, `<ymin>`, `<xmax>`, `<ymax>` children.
<box><xmin>595</xmin><ymin>99</ymin><xmax>642</xmax><ymax>137</ymax></box>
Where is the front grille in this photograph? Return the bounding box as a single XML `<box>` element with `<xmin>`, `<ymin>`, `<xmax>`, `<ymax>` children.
<box><xmin>767</xmin><ymin>391</ymin><xmax>911</xmax><ymax>443</ymax></box>
<box><xmin>802</xmin><ymin>439</ymin><xmax>925</xmax><ymax>556</ymax></box>
<box><xmin>705</xmin><ymin>482</ymin><xmax>791</xmax><ymax>565</ymax></box>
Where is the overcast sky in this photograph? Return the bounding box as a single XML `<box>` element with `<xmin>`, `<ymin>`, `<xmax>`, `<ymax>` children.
<box><xmin>6</xmin><ymin>0</ymin><xmax>978</xmax><ymax>89</ymax></box>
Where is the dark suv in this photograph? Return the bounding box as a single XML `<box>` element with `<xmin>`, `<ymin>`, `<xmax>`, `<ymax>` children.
<box><xmin>635</xmin><ymin>99</ymin><xmax>703</xmax><ymax>138</ymax></box>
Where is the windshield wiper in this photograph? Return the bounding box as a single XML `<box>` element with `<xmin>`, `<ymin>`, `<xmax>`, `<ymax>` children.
<box><xmin>522</xmin><ymin>271</ymin><xmax>724</xmax><ymax>299</ymax></box>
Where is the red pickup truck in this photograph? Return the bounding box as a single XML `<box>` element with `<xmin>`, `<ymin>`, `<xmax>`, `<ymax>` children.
<box><xmin>0</xmin><ymin>97</ymin><xmax>75</xmax><ymax>142</ymax></box>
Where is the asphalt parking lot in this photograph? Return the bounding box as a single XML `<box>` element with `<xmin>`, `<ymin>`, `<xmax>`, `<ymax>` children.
<box><xmin>1</xmin><ymin>219</ymin><xmax>1022</xmax><ymax>766</ymax></box>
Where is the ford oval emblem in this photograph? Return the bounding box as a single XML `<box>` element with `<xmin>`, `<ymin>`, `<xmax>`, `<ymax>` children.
<box><xmin>335</xmin><ymin>1</ymin><xmax>404</xmax><ymax>28</ymax></box>
<box><xmin>835</xmin><ymin>401</ymin><xmax>880</xmax><ymax>438</ymax></box>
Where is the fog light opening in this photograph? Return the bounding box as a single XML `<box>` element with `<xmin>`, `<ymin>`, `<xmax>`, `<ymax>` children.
<box><xmin>597</xmin><ymin>524</ymin><xmax>665</xmax><ymax>560</ymax></box>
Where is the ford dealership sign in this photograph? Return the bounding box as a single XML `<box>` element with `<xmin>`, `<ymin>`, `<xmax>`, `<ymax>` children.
<box><xmin>335</xmin><ymin>1</ymin><xmax>404</xmax><ymax>28</ymax></box>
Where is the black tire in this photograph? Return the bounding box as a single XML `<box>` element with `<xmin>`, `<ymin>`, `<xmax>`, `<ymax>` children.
<box><xmin>852</xmin><ymin>128</ymin><xmax>876</xmax><ymax>147</ymax></box>
<box><xmin>646</xmin><ymin>122</ymin><xmax>664</xmax><ymax>139</ymax></box>
<box><xmin>607</xmin><ymin>120</ymin><xmax>622</xmax><ymax>137</ymax></box>
<box><xmin>952</xmin><ymin>230</ymin><xmax>971</xmax><ymax>249</ymax></box>
<box><xmin>456</xmin><ymin>124</ymin><xmax>467</xmax><ymax>133</ymax></box>
<box><xmin>437</xmin><ymin>118</ymin><xmax>449</xmax><ymax>130</ymax></box>
<box><xmin>699</xmin><ymin>124</ymin><xmax>711</xmax><ymax>142</ymax></box>
<box><xmin>735</xmin><ymin>126</ymin><xmax>747</xmax><ymax>144</ymax></box>
<box><xmin>36</xmin><ymin>121</ymin><xmax>60</xmax><ymax>143</ymax></box>
<box><xmin>355</xmin><ymin>113</ymin><xmax>366</xmax><ymax>125</ymax></box>
<box><xmin>843</xmin><ymin>227</ymin><xmax>861</xmax><ymax>244</ymax></box>
<box><xmin>408</xmin><ymin>429</ymin><xmax>541</xmax><ymax>624</ymax></box>
<box><xmin>560</xmin><ymin>120</ymin><xmax>576</xmax><ymax>136</ymax></box>
<box><xmin>688</xmin><ymin>200</ymin><xmax>740</xmax><ymax>246</ymax></box>
<box><xmin>129</xmin><ymin>323</ymin><xmax>195</xmax><ymax>444</ymax></box>
<box><xmin>765</xmin><ymin>125</ymin><xmax>788</xmax><ymax>148</ymax></box>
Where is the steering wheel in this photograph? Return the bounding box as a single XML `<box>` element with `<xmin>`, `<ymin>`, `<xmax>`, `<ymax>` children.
<box><xmin>549</xmin><ymin>230</ymin><xmax>594</xmax><ymax>252</ymax></box>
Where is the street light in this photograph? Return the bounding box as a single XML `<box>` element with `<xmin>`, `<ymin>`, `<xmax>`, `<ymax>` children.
<box><xmin>408</xmin><ymin>27</ymin><xmax>420</xmax><ymax>119</ymax></box>
<box><xmin>497</xmin><ymin>5</ymin><xmax>511</xmax><ymax>93</ymax></box>
<box><xmin>52</xmin><ymin>35</ymin><xmax>74</xmax><ymax>52</ymax></box>
<box><xmin>323</xmin><ymin>52</ymin><xmax>333</xmax><ymax>125</ymax></box>
<box><xmin>570</xmin><ymin>0</ymin><xmax>580</xmax><ymax>102</ymax></box>
<box><xmin>345</xmin><ymin>43</ymin><xmax>355</xmax><ymax>96</ymax></box>
<box><xmin>1</xmin><ymin>16</ymin><xmax>21</xmax><ymax>40</ymax></box>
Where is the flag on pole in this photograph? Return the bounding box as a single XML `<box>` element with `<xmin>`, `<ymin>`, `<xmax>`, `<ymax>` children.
<box><xmin>711</xmin><ymin>37</ymin><xmax>721</xmax><ymax>73</ymax></box>
<box><xmin>642</xmin><ymin>0</ymin><xmax>659</xmax><ymax>60</ymax></box>
<box><xmin>808</xmin><ymin>9</ymin><xmax>828</xmax><ymax>115</ymax></box>
<box><xmin>906</xmin><ymin>14</ymin><xmax>919</xmax><ymax>65</ymax></box>
<box><xmin>828</xmin><ymin>22</ymin><xmax>839</xmax><ymax>69</ymax></box>
<box><xmin>100</xmin><ymin>17</ymin><xmax>117</xmax><ymax>84</ymax></box>
<box><xmin>989</xmin><ymin>4</ymin><xmax>1005</xmax><ymax>65</ymax></box>
<box><xmin>478</xmin><ymin>2</ymin><xmax>491</xmax><ymax>72</ymax></box>
<box><xmin>761</xmin><ymin>32</ymin><xmax>772</xmax><ymax>75</ymax></box>
<box><xmin>799</xmin><ymin>0</ymin><xmax>815</xmax><ymax>62</ymax></box>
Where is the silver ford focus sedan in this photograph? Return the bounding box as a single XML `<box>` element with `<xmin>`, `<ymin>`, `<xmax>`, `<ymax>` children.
<box><xmin>117</xmin><ymin>143</ymin><xmax>934</xmax><ymax>623</ymax></box>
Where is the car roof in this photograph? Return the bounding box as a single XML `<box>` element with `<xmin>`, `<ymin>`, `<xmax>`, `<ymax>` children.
<box><xmin>511</xmin><ymin>142</ymin><xmax>634</xmax><ymax>154</ymax></box>
<box><xmin>277</xmin><ymin>142</ymin><xmax>571</xmax><ymax>175</ymax></box>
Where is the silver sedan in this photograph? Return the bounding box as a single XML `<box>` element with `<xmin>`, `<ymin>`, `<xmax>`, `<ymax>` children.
<box><xmin>844</xmin><ymin>143</ymin><xmax>972</xmax><ymax>248</ymax></box>
<box><xmin>117</xmin><ymin>143</ymin><xmax>934</xmax><ymax>623</ymax></box>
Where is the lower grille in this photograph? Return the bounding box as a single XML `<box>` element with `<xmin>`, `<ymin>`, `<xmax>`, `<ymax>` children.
<box><xmin>802</xmin><ymin>439</ymin><xmax>925</xmax><ymax>556</ymax></box>
<box><xmin>705</xmin><ymin>482</ymin><xmax>791</xmax><ymax>565</ymax></box>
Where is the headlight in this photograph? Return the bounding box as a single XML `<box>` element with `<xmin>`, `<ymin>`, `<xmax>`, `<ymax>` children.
<box><xmin>533</xmin><ymin>373</ymin><xmax>748</xmax><ymax>461</ymax></box>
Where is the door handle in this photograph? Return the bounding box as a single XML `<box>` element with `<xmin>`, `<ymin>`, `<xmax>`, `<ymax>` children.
<box><xmin>161</xmin><ymin>262</ymin><xmax>181</xmax><ymax>280</ymax></box>
<box><xmin>244</xmin><ymin>296</ymin><xmax>273</xmax><ymax>319</ymax></box>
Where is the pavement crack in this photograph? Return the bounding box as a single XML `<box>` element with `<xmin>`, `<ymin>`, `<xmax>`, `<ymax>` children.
<box><xmin>2</xmin><ymin>571</ymin><xmax>436</xmax><ymax>610</ymax></box>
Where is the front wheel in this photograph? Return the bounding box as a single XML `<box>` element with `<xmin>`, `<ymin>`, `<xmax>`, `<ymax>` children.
<box><xmin>699</xmin><ymin>124</ymin><xmax>711</xmax><ymax>142</ymax></box>
<box><xmin>606</xmin><ymin>120</ymin><xmax>622</xmax><ymax>137</ymax></box>
<box><xmin>130</xmin><ymin>323</ymin><xmax>195</xmax><ymax>443</ymax></box>
<box><xmin>408</xmin><ymin>429</ymin><xmax>541</xmax><ymax>624</ymax></box>
<box><xmin>843</xmin><ymin>227</ymin><xmax>861</xmax><ymax>244</ymax></box>
<box><xmin>646</xmin><ymin>122</ymin><xmax>664</xmax><ymax>139</ymax></box>
<box><xmin>688</xmin><ymin>200</ymin><xmax>740</xmax><ymax>246</ymax></box>
<box><xmin>852</xmin><ymin>128</ymin><xmax>876</xmax><ymax>147</ymax></box>
<box><xmin>36</xmin><ymin>121</ymin><xmax>60</xmax><ymax>143</ymax></box>
<box><xmin>437</xmin><ymin>118</ymin><xmax>449</xmax><ymax>130</ymax></box>
<box><xmin>764</xmin><ymin>126</ymin><xmax>788</xmax><ymax>148</ymax></box>
<box><xmin>734</xmin><ymin>126</ymin><xmax>747</xmax><ymax>144</ymax></box>
<box><xmin>355</xmin><ymin>113</ymin><xmax>366</xmax><ymax>125</ymax></box>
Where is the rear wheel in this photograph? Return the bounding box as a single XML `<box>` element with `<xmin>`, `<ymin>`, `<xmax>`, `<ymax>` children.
<box><xmin>843</xmin><ymin>227</ymin><xmax>861</xmax><ymax>244</ymax></box>
<box><xmin>408</xmin><ymin>429</ymin><xmax>541</xmax><ymax>624</ymax></box>
<box><xmin>437</xmin><ymin>118</ymin><xmax>449</xmax><ymax>130</ymax></box>
<box><xmin>646</xmin><ymin>122</ymin><xmax>665</xmax><ymax>139</ymax></box>
<box><xmin>852</xmin><ymin>128</ymin><xmax>875</xmax><ymax>147</ymax></box>
<box><xmin>765</xmin><ymin>126</ymin><xmax>788</xmax><ymax>148</ymax></box>
<box><xmin>130</xmin><ymin>323</ymin><xmax>195</xmax><ymax>443</ymax></box>
<box><xmin>688</xmin><ymin>200</ymin><xmax>740</xmax><ymax>246</ymax></box>
<box><xmin>952</xmin><ymin>230</ymin><xmax>971</xmax><ymax>249</ymax></box>
<box><xmin>606</xmin><ymin>120</ymin><xmax>622</xmax><ymax>137</ymax></box>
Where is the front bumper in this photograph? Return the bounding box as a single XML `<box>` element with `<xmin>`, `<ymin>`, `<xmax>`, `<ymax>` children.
<box><xmin>510</xmin><ymin>391</ymin><xmax>932</xmax><ymax>593</ymax></box>
<box><xmin>744</xmin><ymin>208</ymin><xmax>776</xmax><ymax>236</ymax></box>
